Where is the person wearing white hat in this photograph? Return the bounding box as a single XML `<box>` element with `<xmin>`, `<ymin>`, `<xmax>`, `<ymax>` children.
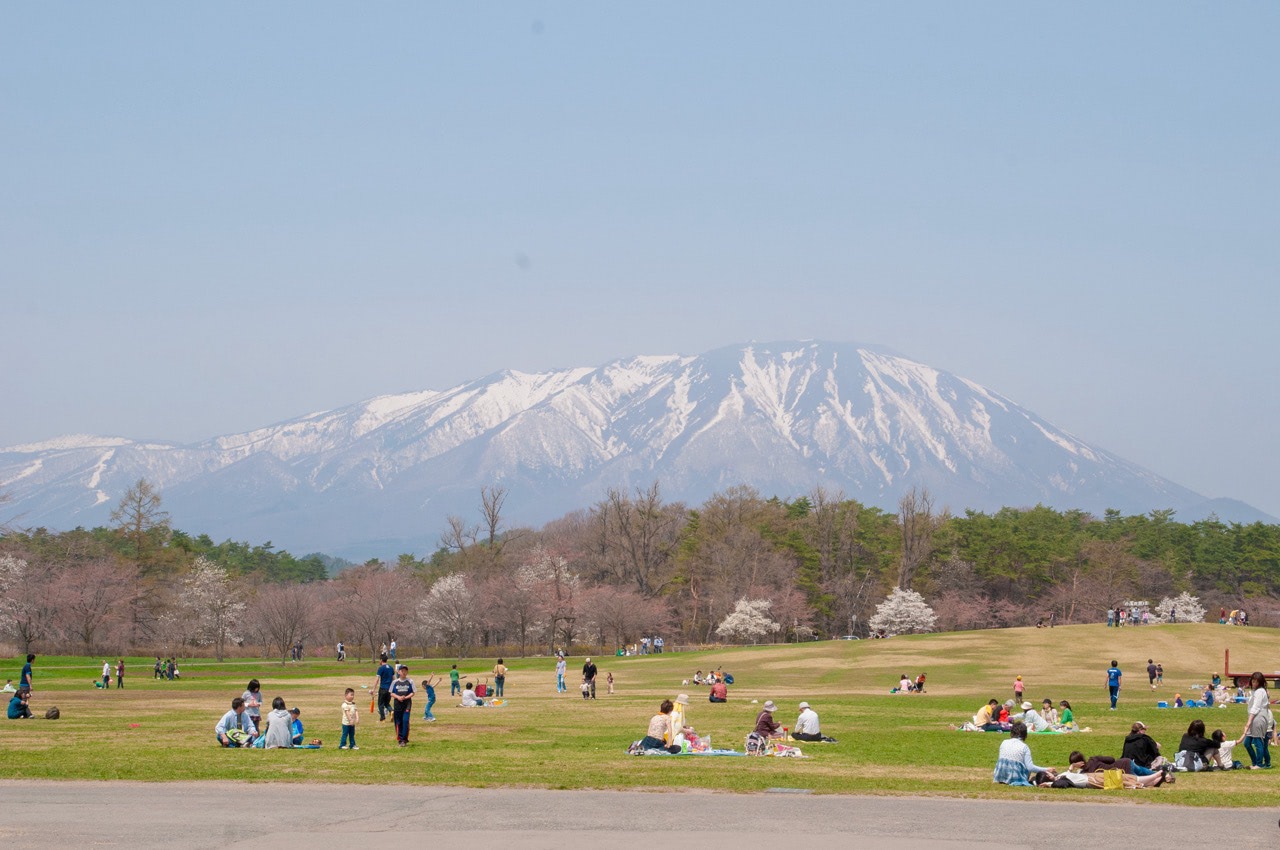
<box><xmin>754</xmin><ymin>700</ymin><xmax>783</xmax><ymax>739</ymax></box>
<box><xmin>1020</xmin><ymin>701</ymin><xmax>1051</xmax><ymax>733</ymax></box>
<box><xmin>792</xmin><ymin>701</ymin><xmax>834</xmax><ymax>742</ymax></box>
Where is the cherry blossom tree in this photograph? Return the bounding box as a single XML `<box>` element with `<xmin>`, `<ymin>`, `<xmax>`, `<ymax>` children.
<box><xmin>418</xmin><ymin>573</ymin><xmax>476</xmax><ymax>654</ymax></box>
<box><xmin>0</xmin><ymin>554</ymin><xmax>54</xmax><ymax>654</ymax></box>
<box><xmin>180</xmin><ymin>557</ymin><xmax>246</xmax><ymax>661</ymax></box>
<box><xmin>868</xmin><ymin>587</ymin><xmax>937</xmax><ymax>636</ymax></box>
<box><xmin>1154</xmin><ymin>592</ymin><xmax>1206</xmax><ymax>624</ymax></box>
<box><xmin>715</xmin><ymin>598</ymin><xmax>781</xmax><ymax>644</ymax></box>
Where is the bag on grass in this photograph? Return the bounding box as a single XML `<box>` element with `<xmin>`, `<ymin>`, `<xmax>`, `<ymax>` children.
<box><xmin>44</xmin><ymin>706</ymin><xmax>60</xmax><ymax>720</ymax></box>
<box><xmin>1101</xmin><ymin>768</ymin><xmax>1124</xmax><ymax>790</ymax></box>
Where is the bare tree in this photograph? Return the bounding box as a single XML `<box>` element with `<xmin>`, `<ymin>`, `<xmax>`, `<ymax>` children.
<box><xmin>592</xmin><ymin>483</ymin><xmax>683</xmax><ymax>596</ymax></box>
<box><xmin>333</xmin><ymin>564</ymin><xmax>419</xmax><ymax>660</ymax></box>
<box><xmin>898</xmin><ymin>487</ymin><xmax>937</xmax><ymax>590</ymax></box>
<box><xmin>480</xmin><ymin>485</ymin><xmax>507</xmax><ymax>548</ymax></box>
<box><xmin>251</xmin><ymin>583</ymin><xmax>317</xmax><ymax>665</ymax></box>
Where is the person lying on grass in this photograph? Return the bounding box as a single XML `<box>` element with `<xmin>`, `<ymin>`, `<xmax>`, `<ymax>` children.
<box><xmin>1069</xmin><ymin>750</ymin><xmax>1165</xmax><ymax>778</ymax></box>
<box><xmin>1049</xmin><ymin>752</ymin><xmax>1167</xmax><ymax>788</ymax></box>
<box><xmin>992</xmin><ymin>722</ymin><xmax>1055</xmax><ymax>787</ymax></box>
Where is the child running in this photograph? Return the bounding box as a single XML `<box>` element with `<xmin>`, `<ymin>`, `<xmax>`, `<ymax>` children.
<box><xmin>340</xmin><ymin>687</ymin><xmax>359</xmax><ymax>750</ymax></box>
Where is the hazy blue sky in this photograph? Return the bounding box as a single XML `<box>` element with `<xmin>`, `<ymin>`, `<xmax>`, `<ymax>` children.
<box><xmin>3</xmin><ymin>3</ymin><xmax>1277</xmax><ymax>517</ymax></box>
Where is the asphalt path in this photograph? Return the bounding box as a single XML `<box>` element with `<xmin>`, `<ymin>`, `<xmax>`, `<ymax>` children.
<box><xmin>1</xmin><ymin>782</ymin><xmax>1277</xmax><ymax>849</ymax></box>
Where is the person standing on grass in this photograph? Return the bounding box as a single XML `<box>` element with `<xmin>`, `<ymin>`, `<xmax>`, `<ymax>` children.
<box><xmin>450</xmin><ymin>664</ymin><xmax>460</xmax><ymax>697</ymax></box>
<box><xmin>374</xmin><ymin>654</ymin><xmax>395</xmax><ymax>722</ymax></box>
<box><xmin>19</xmin><ymin>654</ymin><xmax>34</xmax><ymax>692</ymax></box>
<box><xmin>340</xmin><ymin>687</ymin><xmax>360</xmax><ymax>750</ymax></box>
<box><xmin>1013</xmin><ymin>675</ymin><xmax>1024</xmax><ymax>702</ymax></box>
<box><xmin>115</xmin><ymin>659</ymin><xmax>124</xmax><ymax>689</ymax></box>
<box><xmin>493</xmin><ymin>658</ymin><xmax>507</xmax><ymax>697</ymax></box>
<box><xmin>242</xmin><ymin>679</ymin><xmax>263</xmax><ymax>733</ymax></box>
<box><xmin>153</xmin><ymin>656</ymin><xmax>163</xmax><ymax>679</ymax></box>
<box><xmin>555</xmin><ymin>656</ymin><xmax>566</xmax><ymax>693</ymax></box>
<box><xmin>102</xmin><ymin>660</ymin><xmax>111</xmax><ymax>689</ymax></box>
<box><xmin>1239</xmin><ymin>671</ymin><xmax>1272</xmax><ymax>769</ymax></box>
<box><xmin>1106</xmin><ymin>660</ymin><xmax>1122</xmax><ymax>710</ymax></box>
<box><xmin>421</xmin><ymin>674</ymin><xmax>440</xmax><ymax>722</ymax></box>
<box><xmin>582</xmin><ymin>657</ymin><xmax>598</xmax><ymax>700</ymax></box>
<box><xmin>607</xmin><ymin>671</ymin><xmax>614</xmax><ymax>694</ymax></box>
<box><xmin>389</xmin><ymin>665</ymin><xmax>415</xmax><ymax>746</ymax></box>
<box><xmin>389</xmin><ymin>639</ymin><xmax>397</xmax><ymax>662</ymax></box>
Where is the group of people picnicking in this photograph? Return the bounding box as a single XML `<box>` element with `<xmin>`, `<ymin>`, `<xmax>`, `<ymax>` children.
<box><xmin>894</xmin><ymin>672</ymin><xmax>926</xmax><ymax>693</ymax></box>
<box><xmin>635</xmin><ymin>694</ymin><xmax>836</xmax><ymax>755</ymax></box>
<box><xmin>993</xmin><ymin>668</ymin><xmax>1277</xmax><ymax>786</ymax></box>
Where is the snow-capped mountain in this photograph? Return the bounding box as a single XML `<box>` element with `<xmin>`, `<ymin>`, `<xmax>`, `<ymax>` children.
<box><xmin>0</xmin><ymin>341</ymin><xmax>1262</xmax><ymax>558</ymax></box>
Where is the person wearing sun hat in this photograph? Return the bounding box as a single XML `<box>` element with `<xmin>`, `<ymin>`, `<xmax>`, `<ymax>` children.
<box><xmin>1020</xmin><ymin>701</ymin><xmax>1051</xmax><ymax>733</ymax></box>
<box><xmin>669</xmin><ymin>693</ymin><xmax>689</xmax><ymax>744</ymax></box>
<box><xmin>792</xmin><ymin>701</ymin><xmax>837</xmax><ymax>743</ymax></box>
<box><xmin>754</xmin><ymin>700</ymin><xmax>783</xmax><ymax>739</ymax></box>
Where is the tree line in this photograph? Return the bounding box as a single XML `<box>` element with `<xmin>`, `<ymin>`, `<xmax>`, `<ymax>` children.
<box><xmin>2</xmin><ymin>479</ymin><xmax>1278</xmax><ymax>659</ymax></box>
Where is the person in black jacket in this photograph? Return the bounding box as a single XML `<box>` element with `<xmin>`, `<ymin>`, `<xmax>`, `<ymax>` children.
<box><xmin>582</xmin><ymin>658</ymin><xmax>598</xmax><ymax>700</ymax></box>
<box><xmin>1121</xmin><ymin>721</ymin><xmax>1162</xmax><ymax>768</ymax></box>
<box><xmin>1178</xmin><ymin>718</ymin><xmax>1222</xmax><ymax>770</ymax></box>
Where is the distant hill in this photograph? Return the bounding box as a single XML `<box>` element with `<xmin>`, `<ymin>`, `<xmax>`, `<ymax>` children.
<box><xmin>1</xmin><ymin>341</ymin><xmax>1271</xmax><ymax>558</ymax></box>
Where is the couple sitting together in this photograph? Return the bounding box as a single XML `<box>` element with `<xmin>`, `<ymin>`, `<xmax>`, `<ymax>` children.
<box><xmin>993</xmin><ymin>722</ymin><xmax>1171</xmax><ymax>789</ymax></box>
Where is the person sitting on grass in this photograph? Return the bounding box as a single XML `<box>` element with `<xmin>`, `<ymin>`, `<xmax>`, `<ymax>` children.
<box><xmin>754</xmin><ymin>700</ymin><xmax>784</xmax><ymax>739</ymax></box>
<box><xmin>255</xmin><ymin>697</ymin><xmax>294</xmax><ymax>748</ymax></box>
<box><xmin>1177</xmin><ymin>718</ymin><xmax>1221</xmax><ymax>771</ymax></box>
<box><xmin>898</xmin><ymin>674</ymin><xmax>913</xmax><ymax>693</ymax></box>
<box><xmin>973</xmin><ymin>699</ymin><xmax>1002</xmax><ymax>731</ymax></box>
<box><xmin>461</xmin><ymin>682</ymin><xmax>485</xmax><ymax>707</ymax></box>
<box><xmin>1121</xmin><ymin>721</ymin><xmax>1163</xmax><ymax>769</ymax></box>
<box><xmin>1020</xmin><ymin>702</ymin><xmax>1051</xmax><ymax>733</ymax></box>
<box><xmin>640</xmin><ymin>700</ymin><xmax>682</xmax><ymax>753</ymax></box>
<box><xmin>8</xmin><ymin>689</ymin><xmax>33</xmax><ymax>720</ymax></box>
<box><xmin>993</xmin><ymin>722</ymin><xmax>1055</xmax><ymax>787</ymax></box>
<box><xmin>1041</xmin><ymin>699</ymin><xmax>1058</xmax><ymax>725</ymax></box>
<box><xmin>2</xmin><ymin>679</ymin><xmax>15</xmax><ymax>694</ymax></box>
<box><xmin>1057</xmin><ymin>700</ymin><xmax>1076</xmax><ymax>730</ymax></box>
<box><xmin>708</xmin><ymin>679</ymin><xmax>728</xmax><ymax>703</ymax></box>
<box><xmin>289</xmin><ymin>707</ymin><xmax>304</xmax><ymax>746</ymax></box>
<box><xmin>215</xmin><ymin>697</ymin><xmax>255</xmax><ymax>746</ymax></box>
<box><xmin>792</xmin><ymin>701</ymin><xmax>837</xmax><ymax>743</ymax></box>
<box><xmin>693</xmin><ymin>670</ymin><xmax>704</xmax><ymax>685</ymax></box>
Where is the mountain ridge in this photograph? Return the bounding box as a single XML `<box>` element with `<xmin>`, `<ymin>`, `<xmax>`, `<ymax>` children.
<box><xmin>2</xmin><ymin>341</ymin><xmax>1271</xmax><ymax>558</ymax></box>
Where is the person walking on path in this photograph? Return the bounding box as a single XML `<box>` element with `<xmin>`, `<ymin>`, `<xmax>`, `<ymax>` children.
<box><xmin>389</xmin><ymin>665</ymin><xmax>415</xmax><ymax>746</ymax></box>
<box><xmin>582</xmin><ymin>657</ymin><xmax>598</xmax><ymax>700</ymax></box>
<box><xmin>389</xmin><ymin>639</ymin><xmax>397</xmax><ymax>662</ymax></box>
<box><xmin>374</xmin><ymin>655</ymin><xmax>395</xmax><ymax>722</ymax></box>
<box><xmin>449</xmin><ymin>664</ymin><xmax>461</xmax><ymax>697</ymax></box>
<box><xmin>1106</xmin><ymin>660</ymin><xmax>1122</xmax><ymax>710</ymax></box>
<box><xmin>493</xmin><ymin>659</ymin><xmax>507</xmax><ymax>697</ymax></box>
<box><xmin>555</xmin><ymin>656</ymin><xmax>566</xmax><ymax>693</ymax></box>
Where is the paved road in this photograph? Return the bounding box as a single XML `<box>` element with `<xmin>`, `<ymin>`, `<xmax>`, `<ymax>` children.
<box><xmin>1</xmin><ymin>782</ymin><xmax>1276</xmax><ymax>849</ymax></box>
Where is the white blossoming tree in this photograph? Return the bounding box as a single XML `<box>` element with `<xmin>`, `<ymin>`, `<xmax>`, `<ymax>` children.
<box><xmin>1154</xmin><ymin>592</ymin><xmax>1206</xmax><ymax>624</ymax></box>
<box><xmin>868</xmin><ymin>587</ymin><xmax>937</xmax><ymax>636</ymax></box>
<box><xmin>181</xmin><ymin>557</ymin><xmax>245</xmax><ymax>661</ymax></box>
<box><xmin>715</xmin><ymin>598</ymin><xmax>781</xmax><ymax>644</ymax></box>
<box><xmin>418</xmin><ymin>573</ymin><xmax>477</xmax><ymax>653</ymax></box>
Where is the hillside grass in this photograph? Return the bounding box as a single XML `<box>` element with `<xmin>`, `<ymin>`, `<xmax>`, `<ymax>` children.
<box><xmin>3</xmin><ymin>623</ymin><xmax>1277</xmax><ymax>805</ymax></box>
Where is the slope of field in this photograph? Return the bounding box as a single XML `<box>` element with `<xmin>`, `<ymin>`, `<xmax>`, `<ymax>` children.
<box><xmin>3</xmin><ymin>623</ymin><xmax>1275</xmax><ymax>806</ymax></box>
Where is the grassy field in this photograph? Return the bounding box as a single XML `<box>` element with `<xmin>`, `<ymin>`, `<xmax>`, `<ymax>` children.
<box><xmin>3</xmin><ymin>623</ymin><xmax>1277</xmax><ymax>806</ymax></box>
